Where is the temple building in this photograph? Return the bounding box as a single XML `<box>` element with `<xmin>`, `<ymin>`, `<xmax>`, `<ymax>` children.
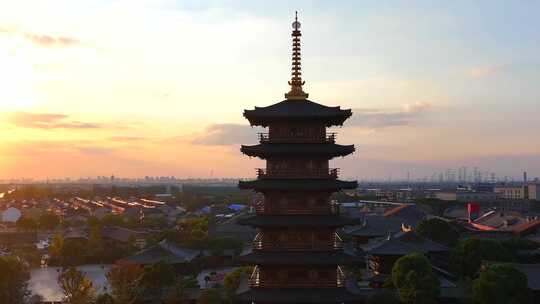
<box><xmin>237</xmin><ymin>13</ymin><xmax>364</xmax><ymax>304</ymax></box>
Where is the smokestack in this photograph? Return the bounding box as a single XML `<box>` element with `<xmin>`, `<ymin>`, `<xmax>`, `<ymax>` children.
<box><xmin>524</xmin><ymin>171</ymin><xmax>528</xmax><ymax>184</ymax></box>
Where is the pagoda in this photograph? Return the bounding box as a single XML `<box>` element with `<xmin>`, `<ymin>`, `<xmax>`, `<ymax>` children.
<box><xmin>237</xmin><ymin>13</ymin><xmax>362</xmax><ymax>304</ymax></box>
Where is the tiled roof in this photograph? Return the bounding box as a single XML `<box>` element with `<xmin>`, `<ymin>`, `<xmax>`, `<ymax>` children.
<box><xmin>238</xmin><ymin>179</ymin><xmax>358</xmax><ymax>191</ymax></box>
<box><xmin>241</xmin><ymin>143</ymin><xmax>355</xmax><ymax>159</ymax></box>
<box><xmin>345</xmin><ymin>216</ymin><xmax>403</xmax><ymax>237</ymax></box>
<box><xmin>237</xmin><ymin>287</ymin><xmax>366</xmax><ymax>303</ymax></box>
<box><xmin>124</xmin><ymin>239</ymin><xmax>200</xmax><ymax>264</ymax></box>
<box><xmin>365</xmin><ymin>231</ymin><xmax>448</xmax><ymax>255</ymax></box>
<box><xmin>237</xmin><ymin>214</ymin><xmax>360</xmax><ymax>227</ymax></box>
<box><xmin>239</xmin><ymin>249</ymin><xmax>364</xmax><ymax>265</ymax></box>
<box><xmin>244</xmin><ymin>99</ymin><xmax>352</xmax><ymax>127</ymax></box>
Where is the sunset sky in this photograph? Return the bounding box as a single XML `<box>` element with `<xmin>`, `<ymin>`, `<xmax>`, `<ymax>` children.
<box><xmin>1</xmin><ymin>0</ymin><xmax>539</xmax><ymax>180</ymax></box>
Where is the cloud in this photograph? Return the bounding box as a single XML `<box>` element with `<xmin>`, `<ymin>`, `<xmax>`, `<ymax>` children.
<box><xmin>24</xmin><ymin>33</ymin><xmax>80</xmax><ymax>47</ymax></box>
<box><xmin>0</xmin><ymin>27</ymin><xmax>79</xmax><ymax>47</ymax></box>
<box><xmin>347</xmin><ymin>102</ymin><xmax>432</xmax><ymax>129</ymax></box>
<box><xmin>108</xmin><ymin>136</ymin><xmax>146</xmax><ymax>142</ymax></box>
<box><xmin>191</xmin><ymin>123</ymin><xmax>263</xmax><ymax>145</ymax></box>
<box><xmin>8</xmin><ymin>112</ymin><xmax>101</xmax><ymax>129</ymax></box>
<box><xmin>466</xmin><ymin>65</ymin><xmax>504</xmax><ymax>78</ymax></box>
<box><xmin>77</xmin><ymin>147</ymin><xmax>114</xmax><ymax>155</ymax></box>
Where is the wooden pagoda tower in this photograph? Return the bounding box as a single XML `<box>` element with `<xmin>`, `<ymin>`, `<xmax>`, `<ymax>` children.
<box><xmin>237</xmin><ymin>13</ymin><xmax>362</xmax><ymax>304</ymax></box>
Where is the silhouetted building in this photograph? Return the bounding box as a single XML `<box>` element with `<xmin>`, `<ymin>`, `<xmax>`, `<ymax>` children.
<box><xmin>237</xmin><ymin>13</ymin><xmax>363</xmax><ymax>304</ymax></box>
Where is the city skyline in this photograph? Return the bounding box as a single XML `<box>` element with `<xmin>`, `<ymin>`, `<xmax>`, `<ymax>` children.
<box><xmin>1</xmin><ymin>1</ymin><xmax>540</xmax><ymax>179</ymax></box>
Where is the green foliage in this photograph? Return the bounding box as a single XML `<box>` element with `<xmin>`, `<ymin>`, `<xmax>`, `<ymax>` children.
<box><xmin>95</xmin><ymin>293</ymin><xmax>115</xmax><ymax>304</ymax></box>
<box><xmin>391</xmin><ymin>253</ymin><xmax>440</xmax><ymax>304</ymax></box>
<box><xmin>49</xmin><ymin>233</ymin><xmax>64</xmax><ymax>259</ymax></box>
<box><xmin>38</xmin><ymin>212</ymin><xmax>60</xmax><ymax>230</ymax></box>
<box><xmin>140</xmin><ymin>262</ymin><xmax>176</xmax><ymax>297</ymax></box>
<box><xmin>87</xmin><ymin>226</ymin><xmax>105</xmax><ymax>262</ymax></box>
<box><xmin>101</xmin><ymin>214</ymin><xmax>125</xmax><ymax>227</ymax></box>
<box><xmin>106</xmin><ymin>261</ymin><xmax>144</xmax><ymax>304</ymax></box>
<box><xmin>472</xmin><ymin>264</ymin><xmax>532</xmax><ymax>304</ymax></box>
<box><xmin>208</xmin><ymin>237</ymin><xmax>243</xmax><ymax>256</ymax></box>
<box><xmin>367</xmin><ymin>290</ymin><xmax>400</xmax><ymax>304</ymax></box>
<box><xmin>451</xmin><ymin>238</ymin><xmax>514</xmax><ymax>278</ymax></box>
<box><xmin>416</xmin><ymin>218</ymin><xmax>459</xmax><ymax>246</ymax></box>
<box><xmin>0</xmin><ymin>256</ymin><xmax>31</xmax><ymax>304</ymax></box>
<box><xmin>58</xmin><ymin>267</ymin><xmax>95</xmax><ymax>304</ymax></box>
<box><xmin>197</xmin><ymin>288</ymin><xmax>222</xmax><ymax>304</ymax></box>
<box><xmin>59</xmin><ymin>241</ymin><xmax>85</xmax><ymax>267</ymax></box>
<box><xmin>86</xmin><ymin>216</ymin><xmax>100</xmax><ymax>228</ymax></box>
<box><xmin>16</xmin><ymin>217</ymin><xmax>37</xmax><ymax>232</ymax></box>
<box><xmin>167</xmin><ymin>276</ymin><xmax>199</xmax><ymax>304</ymax></box>
<box><xmin>223</xmin><ymin>267</ymin><xmax>250</xmax><ymax>296</ymax></box>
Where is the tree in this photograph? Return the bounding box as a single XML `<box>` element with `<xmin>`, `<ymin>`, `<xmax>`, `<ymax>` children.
<box><xmin>106</xmin><ymin>261</ymin><xmax>144</xmax><ymax>304</ymax></box>
<box><xmin>60</xmin><ymin>241</ymin><xmax>85</xmax><ymax>266</ymax></box>
<box><xmin>473</xmin><ymin>264</ymin><xmax>532</xmax><ymax>304</ymax></box>
<box><xmin>95</xmin><ymin>293</ymin><xmax>115</xmax><ymax>304</ymax></box>
<box><xmin>451</xmin><ymin>238</ymin><xmax>514</xmax><ymax>278</ymax></box>
<box><xmin>208</xmin><ymin>237</ymin><xmax>243</xmax><ymax>256</ymax></box>
<box><xmin>223</xmin><ymin>267</ymin><xmax>250</xmax><ymax>302</ymax></box>
<box><xmin>16</xmin><ymin>217</ymin><xmax>37</xmax><ymax>232</ymax></box>
<box><xmin>140</xmin><ymin>262</ymin><xmax>176</xmax><ymax>298</ymax></box>
<box><xmin>87</xmin><ymin>226</ymin><xmax>105</xmax><ymax>262</ymax></box>
<box><xmin>49</xmin><ymin>233</ymin><xmax>64</xmax><ymax>260</ymax></box>
<box><xmin>86</xmin><ymin>216</ymin><xmax>100</xmax><ymax>228</ymax></box>
<box><xmin>367</xmin><ymin>290</ymin><xmax>399</xmax><ymax>304</ymax></box>
<box><xmin>58</xmin><ymin>267</ymin><xmax>95</xmax><ymax>304</ymax></box>
<box><xmin>391</xmin><ymin>253</ymin><xmax>440</xmax><ymax>304</ymax></box>
<box><xmin>38</xmin><ymin>212</ymin><xmax>60</xmax><ymax>230</ymax></box>
<box><xmin>0</xmin><ymin>256</ymin><xmax>31</xmax><ymax>304</ymax></box>
<box><xmin>167</xmin><ymin>276</ymin><xmax>199</xmax><ymax>304</ymax></box>
<box><xmin>416</xmin><ymin>218</ymin><xmax>459</xmax><ymax>246</ymax></box>
<box><xmin>197</xmin><ymin>288</ymin><xmax>222</xmax><ymax>304</ymax></box>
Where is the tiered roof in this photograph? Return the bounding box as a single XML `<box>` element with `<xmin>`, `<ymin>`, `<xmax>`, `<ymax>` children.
<box><xmin>244</xmin><ymin>99</ymin><xmax>352</xmax><ymax>127</ymax></box>
<box><xmin>240</xmin><ymin>249</ymin><xmax>363</xmax><ymax>265</ymax></box>
<box><xmin>238</xmin><ymin>214</ymin><xmax>360</xmax><ymax>228</ymax></box>
<box><xmin>239</xmin><ymin>179</ymin><xmax>358</xmax><ymax>191</ymax></box>
<box><xmin>241</xmin><ymin>143</ymin><xmax>355</xmax><ymax>159</ymax></box>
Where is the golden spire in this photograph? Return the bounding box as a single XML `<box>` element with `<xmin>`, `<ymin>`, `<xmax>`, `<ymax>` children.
<box><xmin>285</xmin><ymin>11</ymin><xmax>309</xmax><ymax>100</ymax></box>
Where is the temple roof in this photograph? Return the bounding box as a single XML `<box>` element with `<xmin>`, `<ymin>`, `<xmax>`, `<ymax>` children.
<box><xmin>239</xmin><ymin>249</ymin><xmax>363</xmax><ymax>265</ymax></box>
<box><xmin>364</xmin><ymin>231</ymin><xmax>448</xmax><ymax>256</ymax></box>
<box><xmin>241</xmin><ymin>143</ymin><xmax>355</xmax><ymax>159</ymax></box>
<box><xmin>237</xmin><ymin>287</ymin><xmax>367</xmax><ymax>303</ymax></box>
<box><xmin>238</xmin><ymin>179</ymin><xmax>358</xmax><ymax>191</ymax></box>
<box><xmin>237</xmin><ymin>214</ymin><xmax>360</xmax><ymax>227</ymax></box>
<box><xmin>123</xmin><ymin>239</ymin><xmax>200</xmax><ymax>264</ymax></box>
<box><xmin>243</xmin><ymin>99</ymin><xmax>352</xmax><ymax>127</ymax></box>
<box><xmin>344</xmin><ymin>217</ymin><xmax>404</xmax><ymax>238</ymax></box>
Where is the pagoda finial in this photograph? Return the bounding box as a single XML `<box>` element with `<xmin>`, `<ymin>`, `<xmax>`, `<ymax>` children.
<box><xmin>285</xmin><ymin>11</ymin><xmax>309</xmax><ymax>100</ymax></box>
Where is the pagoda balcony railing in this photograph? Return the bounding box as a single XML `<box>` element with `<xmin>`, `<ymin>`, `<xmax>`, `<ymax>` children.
<box><xmin>254</xmin><ymin>201</ymin><xmax>339</xmax><ymax>215</ymax></box>
<box><xmin>252</xmin><ymin>232</ymin><xmax>343</xmax><ymax>251</ymax></box>
<box><xmin>256</xmin><ymin>168</ymin><xmax>339</xmax><ymax>179</ymax></box>
<box><xmin>258</xmin><ymin>133</ymin><xmax>337</xmax><ymax>144</ymax></box>
<box><xmin>249</xmin><ymin>266</ymin><xmax>345</xmax><ymax>288</ymax></box>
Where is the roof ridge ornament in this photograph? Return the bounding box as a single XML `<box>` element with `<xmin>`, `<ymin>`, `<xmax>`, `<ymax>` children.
<box><xmin>285</xmin><ymin>11</ymin><xmax>309</xmax><ymax>100</ymax></box>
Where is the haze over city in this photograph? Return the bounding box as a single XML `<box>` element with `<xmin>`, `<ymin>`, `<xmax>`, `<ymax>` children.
<box><xmin>1</xmin><ymin>0</ymin><xmax>539</xmax><ymax>180</ymax></box>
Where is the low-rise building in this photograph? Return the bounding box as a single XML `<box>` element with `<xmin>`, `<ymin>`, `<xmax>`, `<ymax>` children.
<box><xmin>435</xmin><ymin>191</ymin><xmax>496</xmax><ymax>202</ymax></box>
<box><xmin>495</xmin><ymin>186</ymin><xmax>526</xmax><ymax>199</ymax></box>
